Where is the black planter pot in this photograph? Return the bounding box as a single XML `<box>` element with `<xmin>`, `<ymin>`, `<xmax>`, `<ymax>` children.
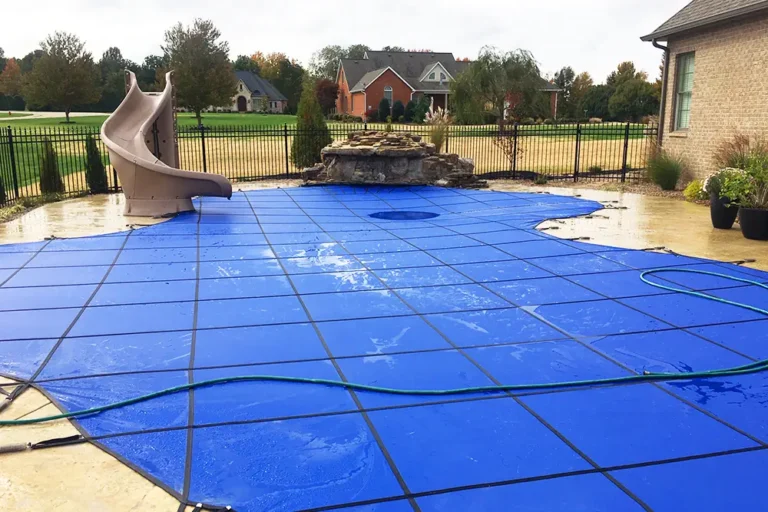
<box><xmin>739</xmin><ymin>208</ymin><xmax>768</xmax><ymax>241</ymax></box>
<box><xmin>710</xmin><ymin>193</ymin><xmax>739</xmax><ymax>230</ymax></box>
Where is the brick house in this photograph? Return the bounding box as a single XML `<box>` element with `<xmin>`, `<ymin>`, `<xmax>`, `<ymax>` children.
<box><xmin>228</xmin><ymin>71</ymin><xmax>287</xmax><ymax>113</ymax></box>
<box><xmin>336</xmin><ymin>51</ymin><xmax>560</xmax><ymax>120</ymax></box>
<box><xmin>642</xmin><ymin>0</ymin><xmax>768</xmax><ymax>178</ymax></box>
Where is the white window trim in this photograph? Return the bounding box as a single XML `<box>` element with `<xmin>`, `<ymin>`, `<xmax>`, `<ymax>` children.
<box><xmin>420</xmin><ymin>62</ymin><xmax>454</xmax><ymax>82</ymax></box>
<box><xmin>359</xmin><ymin>67</ymin><xmax>415</xmax><ymax>92</ymax></box>
<box><xmin>674</xmin><ymin>52</ymin><xmax>695</xmax><ymax>131</ymax></box>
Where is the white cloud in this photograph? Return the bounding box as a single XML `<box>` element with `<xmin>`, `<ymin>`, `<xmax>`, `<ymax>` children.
<box><xmin>3</xmin><ymin>0</ymin><xmax>690</xmax><ymax>83</ymax></box>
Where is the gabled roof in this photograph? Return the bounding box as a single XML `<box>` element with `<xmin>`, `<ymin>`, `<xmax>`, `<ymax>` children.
<box><xmin>341</xmin><ymin>51</ymin><xmax>471</xmax><ymax>93</ymax></box>
<box><xmin>339</xmin><ymin>52</ymin><xmax>558</xmax><ymax>95</ymax></box>
<box><xmin>539</xmin><ymin>79</ymin><xmax>562</xmax><ymax>92</ymax></box>
<box><xmin>235</xmin><ymin>71</ymin><xmax>287</xmax><ymax>101</ymax></box>
<box><xmin>641</xmin><ymin>0</ymin><xmax>768</xmax><ymax>41</ymax></box>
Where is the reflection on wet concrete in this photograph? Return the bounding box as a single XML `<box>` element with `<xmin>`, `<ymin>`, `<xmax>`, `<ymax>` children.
<box><xmin>490</xmin><ymin>184</ymin><xmax>768</xmax><ymax>271</ymax></box>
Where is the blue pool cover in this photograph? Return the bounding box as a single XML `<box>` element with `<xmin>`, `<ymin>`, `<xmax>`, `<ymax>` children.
<box><xmin>1</xmin><ymin>185</ymin><xmax>767</xmax><ymax>511</ymax></box>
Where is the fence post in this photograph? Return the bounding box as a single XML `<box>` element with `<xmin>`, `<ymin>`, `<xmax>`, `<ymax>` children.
<box><xmin>445</xmin><ymin>126</ymin><xmax>449</xmax><ymax>154</ymax></box>
<box><xmin>199</xmin><ymin>125</ymin><xmax>208</xmax><ymax>173</ymax></box>
<box><xmin>6</xmin><ymin>127</ymin><xmax>20</xmax><ymax>199</ymax></box>
<box><xmin>621</xmin><ymin>122</ymin><xmax>631</xmax><ymax>182</ymax></box>
<box><xmin>284</xmin><ymin>124</ymin><xmax>290</xmax><ymax>178</ymax></box>
<box><xmin>512</xmin><ymin>123</ymin><xmax>519</xmax><ymax>180</ymax></box>
<box><xmin>573</xmin><ymin>123</ymin><xmax>581</xmax><ymax>182</ymax></box>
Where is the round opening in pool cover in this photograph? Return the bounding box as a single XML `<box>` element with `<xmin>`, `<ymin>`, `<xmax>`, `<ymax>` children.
<box><xmin>369</xmin><ymin>211</ymin><xmax>440</xmax><ymax>220</ymax></box>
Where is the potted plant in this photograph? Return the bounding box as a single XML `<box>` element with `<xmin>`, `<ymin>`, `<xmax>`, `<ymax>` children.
<box><xmin>703</xmin><ymin>168</ymin><xmax>742</xmax><ymax>229</ymax></box>
<box><xmin>721</xmin><ymin>156</ymin><xmax>768</xmax><ymax>240</ymax></box>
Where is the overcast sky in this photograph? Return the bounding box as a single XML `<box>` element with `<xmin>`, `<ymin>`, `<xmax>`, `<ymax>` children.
<box><xmin>3</xmin><ymin>0</ymin><xmax>689</xmax><ymax>83</ymax></box>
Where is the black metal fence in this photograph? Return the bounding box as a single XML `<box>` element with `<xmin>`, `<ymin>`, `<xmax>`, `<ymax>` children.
<box><xmin>0</xmin><ymin>122</ymin><xmax>658</xmax><ymax>207</ymax></box>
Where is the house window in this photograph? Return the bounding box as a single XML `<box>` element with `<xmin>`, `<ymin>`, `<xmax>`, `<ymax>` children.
<box><xmin>440</xmin><ymin>72</ymin><xmax>446</xmax><ymax>81</ymax></box>
<box><xmin>384</xmin><ymin>86</ymin><xmax>393</xmax><ymax>104</ymax></box>
<box><xmin>675</xmin><ymin>53</ymin><xmax>695</xmax><ymax>131</ymax></box>
<box><xmin>428</xmin><ymin>72</ymin><xmax>435</xmax><ymax>80</ymax></box>
<box><xmin>239</xmin><ymin>83</ymin><xmax>243</xmax><ymax>91</ymax></box>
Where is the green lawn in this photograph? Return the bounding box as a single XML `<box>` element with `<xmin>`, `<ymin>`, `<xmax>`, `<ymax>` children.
<box><xmin>1</xmin><ymin>112</ymin><xmax>33</xmax><ymax>119</ymax></box>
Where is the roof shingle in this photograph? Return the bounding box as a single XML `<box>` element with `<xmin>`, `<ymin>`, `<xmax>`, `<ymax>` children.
<box><xmin>642</xmin><ymin>0</ymin><xmax>768</xmax><ymax>40</ymax></box>
<box><xmin>235</xmin><ymin>71</ymin><xmax>287</xmax><ymax>101</ymax></box>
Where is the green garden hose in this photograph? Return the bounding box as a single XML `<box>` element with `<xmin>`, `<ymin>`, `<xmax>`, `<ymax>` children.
<box><xmin>1</xmin><ymin>267</ymin><xmax>766</xmax><ymax>428</ymax></box>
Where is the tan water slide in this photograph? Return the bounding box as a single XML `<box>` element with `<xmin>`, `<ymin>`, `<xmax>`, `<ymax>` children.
<box><xmin>101</xmin><ymin>70</ymin><xmax>232</xmax><ymax>216</ymax></box>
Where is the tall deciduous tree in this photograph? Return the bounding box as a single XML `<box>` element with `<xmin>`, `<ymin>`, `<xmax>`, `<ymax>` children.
<box><xmin>0</xmin><ymin>58</ymin><xmax>23</xmax><ymax>97</ymax></box>
<box><xmin>0</xmin><ymin>48</ymin><xmax>6</xmax><ymax>78</ymax></box>
<box><xmin>608</xmin><ymin>78</ymin><xmax>659</xmax><ymax>122</ymax></box>
<box><xmin>553</xmin><ymin>66</ymin><xmax>576</xmax><ymax>118</ymax></box>
<box><xmin>233</xmin><ymin>54</ymin><xmax>260</xmax><ymax>74</ymax></box>
<box><xmin>309</xmin><ymin>45</ymin><xmax>371</xmax><ymax>80</ymax></box>
<box><xmin>98</xmin><ymin>47</ymin><xmax>140</xmax><ymax>112</ymax></box>
<box><xmin>22</xmin><ymin>32</ymin><xmax>101</xmax><ymax>122</ymax></box>
<box><xmin>571</xmin><ymin>72</ymin><xmax>593</xmax><ymax>116</ymax></box>
<box><xmin>291</xmin><ymin>76</ymin><xmax>331</xmax><ymax>168</ymax></box>
<box><xmin>606</xmin><ymin>61</ymin><xmax>647</xmax><ymax>89</ymax></box>
<box><xmin>255</xmin><ymin>53</ymin><xmax>304</xmax><ymax>113</ymax></box>
<box><xmin>381</xmin><ymin>46</ymin><xmax>405</xmax><ymax>52</ymax></box>
<box><xmin>19</xmin><ymin>50</ymin><xmax>43</xmax><ymax>74</ymax></box>
<box><xmin>163</xmin><ymin>19</ymin><xmax>237</xmax><ymax>126</ymax></box>
<box><xmin>581</xmin><ymin>84</ymin><xmax>613</xmax><ymax>119</ymax></box>
<box><xmin>315</xmin><ymin>78</ymin><xmax>339</xmax><ymax>115</ymax></box>
<box><xmin>450</xmin><ymin>47</ymin><xmax>541</xmax><ymax>125</ymax></box>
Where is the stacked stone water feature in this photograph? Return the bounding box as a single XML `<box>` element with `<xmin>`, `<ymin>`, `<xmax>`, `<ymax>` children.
<box><xmin>302</xmin><ymin>131</ymin><xmax>487</xmax><ymax>188</ymax></box>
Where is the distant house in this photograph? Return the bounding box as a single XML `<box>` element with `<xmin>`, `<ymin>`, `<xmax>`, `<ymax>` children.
<box><xmin>335</xmin><ymin>51</ymin><xmax>561</xmax><ymax>120</ymax></box>
<box><xmin>230</xmin><ymin>71</ymin><xmax>287</xmax><ymax>113</ymax></box>
<box><xmin>642</xmin><ymin>0</ymin><xmax>768</xmax><ymax>177</ymax></box>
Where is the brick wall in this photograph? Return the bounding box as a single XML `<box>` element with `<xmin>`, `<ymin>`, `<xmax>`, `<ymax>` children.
<box><xmin>662</xmin><ymin>12</ymin><xmax>768</xmax><ymax>179</ymax></box>
<box><xmin>363</xmin><ymin>69</ymin><xmax>413</xmax><ymax>119</ymax></box>
<box><xmin>336</xmin><ymin>68</ymin><xmax>350</xmax><ymax>114</ymax></box>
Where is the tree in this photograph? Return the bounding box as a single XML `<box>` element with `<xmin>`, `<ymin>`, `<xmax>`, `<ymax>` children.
<box><xmin>85</xmin><ymin>135</ymin><xmax>108</xmax><ymax>193</ymax></box>
<box><xmin>581</xmin><ymin>84</ymin><xmax>613</xmax><ymax>119</ymax></box>
<box><xmin>0</xmin><ymin>48</ymin><xmax>5</xmax><ymax>79</ymax></box>
<box><xmin>449</xmin><ymin>47</ymin><xmax>541</xmax><ymax>125</ymax></box>
<box><xmin>22</xmin><ymin>32</ymin><xmax>101</xmax><ymax>122</ymax></box>
<box><xmin>98</xmin><ymin>47</ymin><xmax>139</xmax><ymax>112</ymax></box>
<box><xmin>309</xmin><ymin>44</ymin><xmax>371</xmax><ymax>80</ymax></box>
<box><xmin>381</xmin><ymin>46</ymin><xmax>405</xmax><ymax>52</ymax></box>
<box><xmin>412</xmin><ymin>95</ymin><xmax>431</xmax><ymax>123</ymax></box>
<box><xmin>571</xmin><ymin>72</ymin><xmax>593</xmax><ymax>116</ymax></box>
<box><xmin>404</xmin><ymin>100</ymin><xmax>416</xmax><ymax>122</ymax></box>
<box><xmin>19</xmin><ymin>50</ymin><xmax>43</xmax><ymax>74</ymax></box>
<box><xmin>40</xmin><ymin>140</ymin><xmax>64</xmax><ymax>194</ymax></box>
<box><xmin>253</xmin><ymin>52</ymin><xmax>289</xmax><ymax>79</ymax></box>
<box><xmin>392</xmin><ymin>100</ymin><xmax>405</xmax><ymax>121</ymax></box>
<box><xmin>163</xmin><ymin>19</ymin><xmax>237</xmax><ymax>126</ymax></box>
<box><xmin>606</xmin><ymin>61</ymin><xmax>647</xmax><ymax>89</ymax></box>
<box><xmin>0</xmin><ymin>58</ymin><xmax>23</xmax><ymax>97</ymax></box>
<box><xmin>378</xmin><ymin>98</ymin><xmax>391</xmax><ymax>120</ymax></box>
<box><xmin>346</xmin><ymin>44</ymin><xmax>370</xmax><ymax>60</ymax></box>
<box><xmin>253</xmin><ymin>52</ymin><xmax>304</xmax><ymax>112</ymax></box>
<box><xmin>315</xmin><ymin>78</ymin><xmax>339</xmax><ymax>114</ymax></box>
<box><xmin>233</xmin><ymin>54</ymin><xmax>260</xmax><ymax>74</ymax></box>
<box><xmin>272</xmin><ymin>58</ymin><xmax>304</xmax><ymax>114</ymax></box>
<box><xmin>137</xmin><ymin>54</ymin><xmax>168</xmax><ymax>91</ymax></box>
<box><xmin>291</xmin><ymin>76</ymin><xmax>331</xmax><ymax>168</ymax></box>
<box><xmin>608</xmin><ymin>78</ymin><xmax>659</xmax><ymax>122</ymax></box>
<box><xmin>553</xmin><ymin>66</ymin><xmax>576</xmax><ymax>118</ymax></box>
